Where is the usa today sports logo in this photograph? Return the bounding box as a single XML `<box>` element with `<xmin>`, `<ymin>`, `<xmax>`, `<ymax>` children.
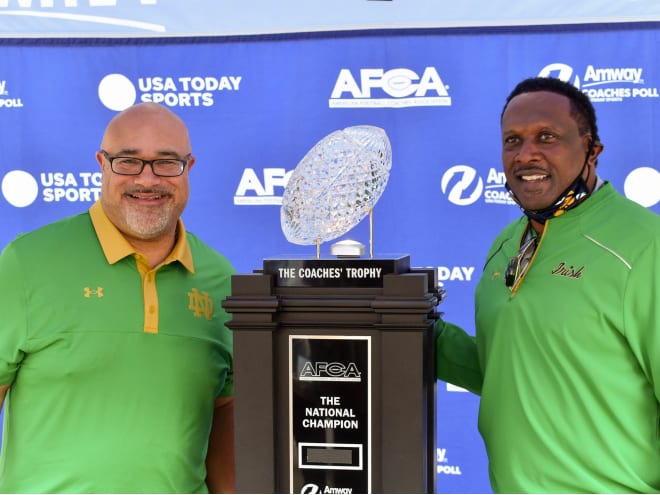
<box><xmin>1</xmin><ymin>170</ymin><xmax>102</xmax><ymax>207</ymax></box>
<box><xmin>97</xmin><ymin>73</ymin><xmax>242</xmax><ymax>111</ymax></box>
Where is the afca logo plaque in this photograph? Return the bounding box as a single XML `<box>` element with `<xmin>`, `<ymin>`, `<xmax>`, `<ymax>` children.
<box><xmin>289</xmin><ymin>336</ymin><xmax>371</xmax><ymax>494</ymax></box>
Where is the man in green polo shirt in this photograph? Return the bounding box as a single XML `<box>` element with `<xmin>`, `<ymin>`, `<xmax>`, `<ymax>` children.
<box><xmin>0</xmin><ymin>103</ymin><xmax>236</xmax><ymax>493</ymax></box>
<box><xmin>436</xmin><ymin>77</ymin><xmax>660</xmax><ymax>493</ymax></box>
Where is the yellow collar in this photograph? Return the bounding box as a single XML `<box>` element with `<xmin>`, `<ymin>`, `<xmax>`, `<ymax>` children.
<box><xmin>89</xmin><ymin>201</ymin><xmax>195</xmax><ymax>273</ymax></box>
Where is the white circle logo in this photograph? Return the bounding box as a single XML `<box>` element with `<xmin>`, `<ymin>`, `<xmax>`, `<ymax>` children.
<box><xmin>98</xmin><ymin>73</ymin><xmax>137</xmax><ymax>111</ymax></box>
<box><xmin>624</xmin><ymin>166</ymin><xmax>660</xmax><ymax>208</ymax></box>
<box><xmin>538</xmin><ymin>63</ymin><xmax>581</xmax><ymax>88</ymax></box>
<box><xmin>441</xmin><ymin>165</ymin><xmax>484</xmax><ymax>206</ymax></box>
<box><xmin>2</xmin><ymin>170</ymin><xmax>39</xmax><ymax>207</ymax></box>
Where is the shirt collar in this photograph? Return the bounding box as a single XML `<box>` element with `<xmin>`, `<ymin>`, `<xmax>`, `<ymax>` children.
<box><xmin>89</xmin><ymin>201</ymin><xmax>195</xmax><ymax>273</ymax></box>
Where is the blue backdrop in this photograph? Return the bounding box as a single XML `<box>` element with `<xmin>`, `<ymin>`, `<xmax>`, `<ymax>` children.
<box><xmin>1</xmin><ymin>24</ymin><xmax>659</xmax><ymax>493</ymax></box>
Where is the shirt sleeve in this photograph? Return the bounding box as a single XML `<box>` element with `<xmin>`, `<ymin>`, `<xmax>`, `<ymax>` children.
<box><xmin>435</xmin><ymin>319</ymin><xmax>483</xmax><ymax>395</ymax></box>
<box><xmin>0</xmin><ymin>242</ymin><xmax>28</xmax><ymax>386</ymax></box>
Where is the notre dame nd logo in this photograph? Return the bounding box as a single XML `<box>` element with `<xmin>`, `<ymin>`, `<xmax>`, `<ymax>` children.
<box><xmin>188</xmin><ymin>288</ymin><xmax>214</xmax><ymax>320</ymax></box>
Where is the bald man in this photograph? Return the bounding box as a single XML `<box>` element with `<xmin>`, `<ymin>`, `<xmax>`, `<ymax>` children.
<box><xmin>0</xmin><ymin>103</ymin><xmax>236</xmax><ymax>493</ymax></box>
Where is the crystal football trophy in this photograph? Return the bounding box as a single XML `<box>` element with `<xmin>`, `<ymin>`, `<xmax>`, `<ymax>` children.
<box><xmin>280</xmin><ymin>125</ymin><xmax>392</xmax><ymax>258</ymax></box>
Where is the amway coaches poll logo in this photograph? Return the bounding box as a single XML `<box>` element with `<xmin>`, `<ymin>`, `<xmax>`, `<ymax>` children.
<box><xmin>98</xmin><ymin>73</ymin><xmax>242</xmax><ymax>111</ymax></box>
<box><xmin>441</xmin><ymin>165</ymin><xmax>516</xmax><ymax>207</ymax></box>
<box><xmin>329</xmin><ymin>67</ymin><xmax>451</xmax><ymax>108</ymax></box>
<box><xmin>440</xmin><ymin>164</ymin><xmax>660</xmax><ymax>209</ymax></box>
<box><xmin>0</xmin><ymin>80</ymin><xmax>24</xmax><ymax>108</ymax></box>
<box><xmin>538</xmin><ymin>62</ymin><xmax>659</xmax><ymax>103</ymax></box>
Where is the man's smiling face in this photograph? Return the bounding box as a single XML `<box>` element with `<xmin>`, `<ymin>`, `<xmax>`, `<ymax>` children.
<box><xmin>501</xmin><ymin>90</ymin><xmax>597</xmax><ymax>212</ymax></box>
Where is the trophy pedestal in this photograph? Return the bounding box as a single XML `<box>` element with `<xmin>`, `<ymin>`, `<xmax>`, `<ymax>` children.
<box><xmin>222</xmin><ymin>255</ymin><xmax>440</xmax><ymax>494</ymax></box>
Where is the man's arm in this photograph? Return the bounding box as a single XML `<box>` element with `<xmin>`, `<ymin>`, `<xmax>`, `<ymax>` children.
<box><xmin>0</xmin><ymin>384</ymin><xmax>10</xmax><ymax>410</ymax></box>
<box><xmin>206</xmin><ymin>396</ymin><xmax>235</xmax><ymax>493</ymax></box>
<box><xmin>436</xmin><ymin>320</ymin><xmax>483</xmax><ymax>395</ymax></box>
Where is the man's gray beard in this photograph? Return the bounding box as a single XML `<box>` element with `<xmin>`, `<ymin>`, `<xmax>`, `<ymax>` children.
<box><xmin>124</xmin><ymin>204</ymin><xmax>173</xmax><ymax>239</ymax></box>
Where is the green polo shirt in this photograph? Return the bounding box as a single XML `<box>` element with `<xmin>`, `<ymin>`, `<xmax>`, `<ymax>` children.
<box><xmin>0</xmin><ymin>201</ymin><xmax>235</xmax><ymax>493</ymax></box>
<box><xmin>437</xmin><ymin>184</ymin><xmax>660</xmax><ymax>493</ymax></box>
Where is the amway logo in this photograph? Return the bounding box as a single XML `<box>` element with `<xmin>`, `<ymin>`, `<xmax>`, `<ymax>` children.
<box><xmin>441</xmin><ymin>165</ymin><xmax>483</xmax><ymax>206</ymax></box>
<box><xmin>583</xmin><ymin>65</ymin><xmax>643</xmax><ymax>86</ymax></box>
<box><xmin>441</xmin><ymin>166</ymin><xmax>516</xmax><ymax>207</ymax></box>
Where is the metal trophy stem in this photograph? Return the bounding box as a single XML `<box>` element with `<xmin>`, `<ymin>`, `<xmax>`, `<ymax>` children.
<box><xmin>369</xmin><ymin>208</ymin><xmax>374</xmax><ymax>259</ymax></box>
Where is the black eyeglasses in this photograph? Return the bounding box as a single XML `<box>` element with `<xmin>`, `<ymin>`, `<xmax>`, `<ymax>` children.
<box><xmin>505</xmin><ymin>235</ymin><xmax>538</xmax><ymax>290</ymax></box>
<box><xmin>100</xmin><ymin>150</ymin><xmax>190</xmax><ymax>177</ymax></box>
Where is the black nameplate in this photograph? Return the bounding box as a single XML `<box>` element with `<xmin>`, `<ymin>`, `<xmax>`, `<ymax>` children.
<box><xmin>290</xmin><ymin>336</ymin><xmax>371</xmax><ymax>493</ymax></box>
<box><xmin>263</xmin><ymin>255</ymin><xmax>410</xmax><ymax>288</ymax></box>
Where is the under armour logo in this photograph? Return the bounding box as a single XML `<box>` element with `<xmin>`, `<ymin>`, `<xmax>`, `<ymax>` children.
<box><xmin>188</xmin><ymin>288</ymin><xmax>213</xmax><ymax>320</ymax></box>
<box><xmin>84</xmin><ymin>287</ymin><xmax>104</xmax><ymax>298</ymax></box>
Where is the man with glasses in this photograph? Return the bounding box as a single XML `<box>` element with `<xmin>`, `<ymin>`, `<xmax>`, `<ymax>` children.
<box><xmin>436</xmin><ymin>77</ymin><xmax>660</xmax><ymax>493</ymax></box>
<box><xmin>0</xmin><ymin>103</ymin><xmax>235</xmax><ymax>493</ymax></box>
